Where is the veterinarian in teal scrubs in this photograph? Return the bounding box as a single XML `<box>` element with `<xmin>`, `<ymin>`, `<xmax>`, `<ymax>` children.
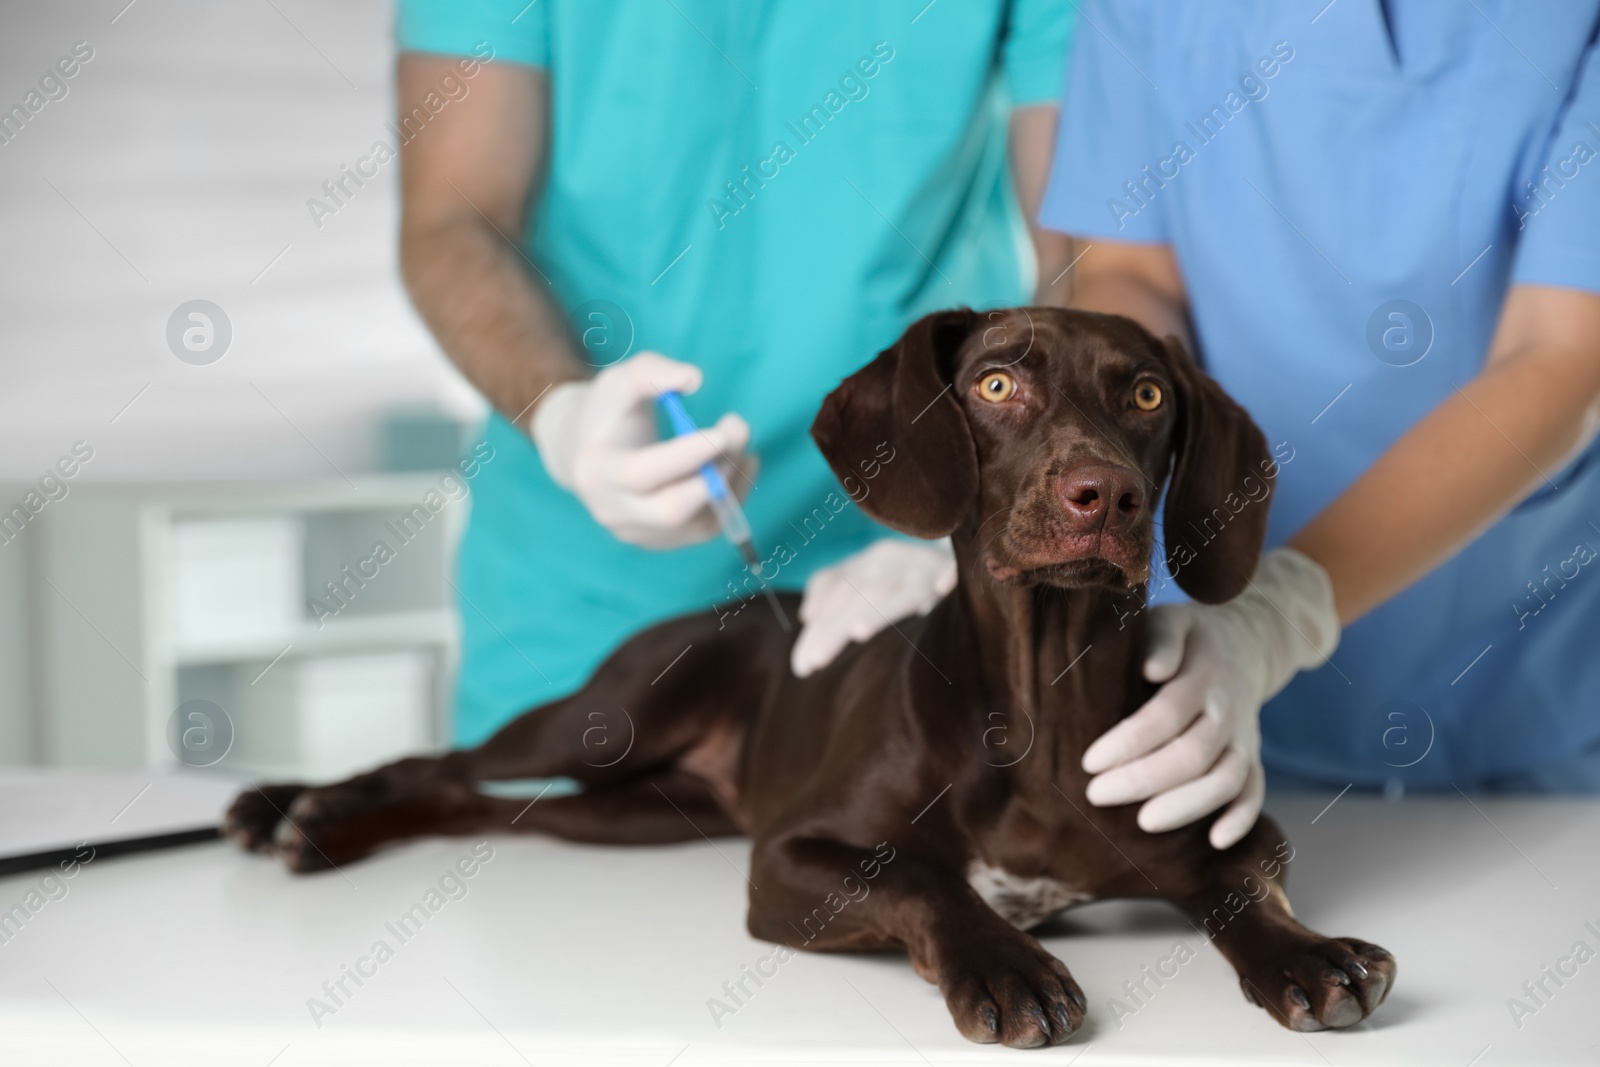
<box><xmin>395</xmin><ymin>1</ymin><xmax>1077</xmax><ymax>744</ymax></box>
<box><xmin>1039</xmin><ymin>0</ymin><xmax>1600</xmax><ymax>838</ymax></box>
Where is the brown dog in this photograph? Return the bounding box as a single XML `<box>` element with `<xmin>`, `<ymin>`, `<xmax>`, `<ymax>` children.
<box><xmin>226</xmin><ymin>308</ymin><xmax>1394</xmax><ymax>1047</ymax></box>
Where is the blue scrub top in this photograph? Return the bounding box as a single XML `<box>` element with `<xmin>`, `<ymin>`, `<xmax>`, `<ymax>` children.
<box><xmin>397</xmin><ymin>0</ymin><xmax>1076</xmax><ymax>745</ymax></box>
<box><xmin>1043</xmin><ymin>0</ymin><xmax>1600</xmax><ymax>791</ymax></box>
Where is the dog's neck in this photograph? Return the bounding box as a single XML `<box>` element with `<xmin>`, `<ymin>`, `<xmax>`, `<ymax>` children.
<box><xmin>943</xmin><ymin>525</ymin><xmax>1152</xmax><ymax>782</ymax></box>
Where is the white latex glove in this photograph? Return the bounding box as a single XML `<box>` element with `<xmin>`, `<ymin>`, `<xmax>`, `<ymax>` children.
<box><xmin>790</xmin><ymin>538</ymin><xmax>957</xmax><ymax>677</ymax></box>
<box><xmin>1082</xmin><ymin>546</ymin><xmax>1340</xmax><ymax>849</ymax></box>
<box><xmin>530</xmin><ymin>352</ymin><xmax>755</xmax><ymax>549</ymax></box>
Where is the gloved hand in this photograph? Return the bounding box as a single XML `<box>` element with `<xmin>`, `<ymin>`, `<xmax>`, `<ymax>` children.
<box><xmin>790</xmin><ymin>538</ymin><xmax>957</xmax><ymax>677</ymax></box>
<box><xmin>1081</xmin><ymin>546</ymin><xmax>1340</xmax><ymax>849</ymax></box>
<box><xmin>530</xmin><ymin>352</ymin><xmax>755</xmax><ymax>549</ymax></box>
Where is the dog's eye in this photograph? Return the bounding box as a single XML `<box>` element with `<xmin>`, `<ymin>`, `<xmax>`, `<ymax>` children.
<box><xmin>977</xmin><ymin>372</ymin><xmax>1017</xmax><ymax>403</ymax></box>
<box><xmin>1132</xmin><ymin>379</ymin><xmax>1163</xmax><ymax>411</ymax></box>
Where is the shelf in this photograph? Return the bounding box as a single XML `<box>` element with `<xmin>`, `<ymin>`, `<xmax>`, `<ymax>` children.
<box><xmin>37</xmin><ymin>482</ymin><xmax>462</xmax><ymax>767</ymax></box>
<box><xmin>171</xmin><ymin>608</ymin><xmax>455</xmax><ymax>666</ymax></box>
<box><xmin>62</xmin><ymin>474</ymin><xmax>470</xmax><ymax>515</ymax></box>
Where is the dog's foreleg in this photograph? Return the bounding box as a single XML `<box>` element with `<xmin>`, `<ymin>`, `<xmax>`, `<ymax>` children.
<box><xmin>747</xmin><ymin>834</ymin><xmax>1087</xmax><ymax>1048</ymax></box>
<box><xmin>1181</xmin><ymin>817</ymin><xmax>1396</xmax><ymax>1032</ymax></box>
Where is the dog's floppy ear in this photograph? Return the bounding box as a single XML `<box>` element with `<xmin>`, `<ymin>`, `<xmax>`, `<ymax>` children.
<box><xmin>1161</xmin><ymin>336</ymin><xmax>1274</xmax><ymax>604</ymax></box>
<box><xmin>811</xmin><ymin>309</ymin><xmax>980</xmax><ymax>538</ymax></box>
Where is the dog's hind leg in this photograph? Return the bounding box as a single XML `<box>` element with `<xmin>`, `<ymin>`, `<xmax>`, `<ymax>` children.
<box><xmin>225</xmin><ymin>603</ymin><xmax>790</xmax><ymax>868</ymax></box>
<box><xmin>461</xmin><ymin>598</ymin><xmax>793</xmax><ymax>787</ymax></box>
<box><xmin>490</xmin><ymin>766</ymin><xmax>741</xmax><ymax>843</ymax></box>
<box><xmin>264</xmin><ymin>767</ymin><xmax>738</xmax><ymax>872</ymax></box>
<box><xmin>222</xmin><ymin>671</ymin><xmax>739</xmax><ymax>865</ymax></box>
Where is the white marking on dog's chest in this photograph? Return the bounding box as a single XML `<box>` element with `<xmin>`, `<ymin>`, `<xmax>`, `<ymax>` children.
<box><xmin>967</xmin><ymin>861</ymin><xmax>1090</xmax><ymax>930</ymax></box>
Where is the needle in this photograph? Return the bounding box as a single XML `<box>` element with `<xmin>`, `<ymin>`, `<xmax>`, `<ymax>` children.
<box><xmin>657</xmin><ymin>390</ymin><xmax>791</xmax><ymax>631</ymax></box>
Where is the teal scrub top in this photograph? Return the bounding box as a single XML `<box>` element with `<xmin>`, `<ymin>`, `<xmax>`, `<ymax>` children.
<box><xmin>1042</xmin><ymin>0</ymin><xmax>1600</xmax><ymax>791</ymax></box>
<box><xmin>397</xmin><ymin>0</ymin><xmax>1076</xmax><ymax>745</ymax></box>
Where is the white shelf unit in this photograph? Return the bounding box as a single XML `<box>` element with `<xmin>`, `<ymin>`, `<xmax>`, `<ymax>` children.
<box><xmin>35</xmin><ymin>476</ymin><xmax>463</xmax><ymax>773</ymax></box>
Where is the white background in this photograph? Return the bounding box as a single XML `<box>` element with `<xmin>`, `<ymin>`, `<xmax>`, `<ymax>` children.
<box><xmin>0</xmin><ymin>0</ymin><xmax>484</xmax><ymax>761</ymax></box>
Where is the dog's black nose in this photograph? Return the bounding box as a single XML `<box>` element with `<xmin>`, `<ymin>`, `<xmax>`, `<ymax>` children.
<box><xmin>1058</xmin><ymin>464</ymin><xmax>1143</xmax><ymax>532</ymax></box>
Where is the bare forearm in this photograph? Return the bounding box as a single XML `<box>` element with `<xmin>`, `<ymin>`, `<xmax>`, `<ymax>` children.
<box><xmin>400</xmin><ymin>216</ymin><xmax>582</xmax><ymax>427</ymax></box>
<box><xmin>1033</xmin><ymin>238</ymin><xmax>1080</xmax><ymax>307</ymax></box>
<box><xmin>394</xmin><ymin>56</ymin><xmax>579</xmax><ymax>430</ymax></box>
<box><xmin>1053</xmin><ymin>237</ymin><xmax>1193</xmax><ymax>347</ymax></box>
<box><xmin>1291</xmin><ymin>337</ymin><xmax>1600</xmax><ymax>623</ymax></box>
<box><xmin>1069</xmin><ymin>269</ymin><xmax>1192</xmax><ymax>349</ymax></box>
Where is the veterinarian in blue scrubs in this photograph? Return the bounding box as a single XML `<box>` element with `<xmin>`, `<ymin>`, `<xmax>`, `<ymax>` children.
<box><xmin>1040</xmin><ymin>0</ymin><xmax>1600</xmax><ymax>841</ymax></box>
<box><xmin>395</xmin><ymin>1</ymin><xmax>1077</xmax><ymax>745</ymax></box>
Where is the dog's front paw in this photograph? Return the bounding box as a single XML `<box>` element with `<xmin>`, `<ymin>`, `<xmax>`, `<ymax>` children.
<box><xmin>1243</xmin><ymin>937</ymin><xmax>1395</xmax><ymax>1031</ymax></box>
<box><xmin>223</xmin><ymin>784</ymin><xmax>306</xmax><ymax>853</ymax></box>
<box><xmin>939</xmin><ymin>936</ymin><xmax>1087</xmax><ymax>1048</ymax></box>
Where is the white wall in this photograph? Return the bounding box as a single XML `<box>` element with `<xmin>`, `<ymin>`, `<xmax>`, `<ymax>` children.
<box><xmin>0</xmin><ymin>0</ymin><xmax>483</xmax><ymax>485</ymax></box>
<box><xmin>0</xmin><ymin>0</ymin><xmax>488</xmax><ymax>760</ymax></box>
<box><xmin>0</xmin><ymin>533</ymin><xmax>36</xmax><ymax>762</ymax></box>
